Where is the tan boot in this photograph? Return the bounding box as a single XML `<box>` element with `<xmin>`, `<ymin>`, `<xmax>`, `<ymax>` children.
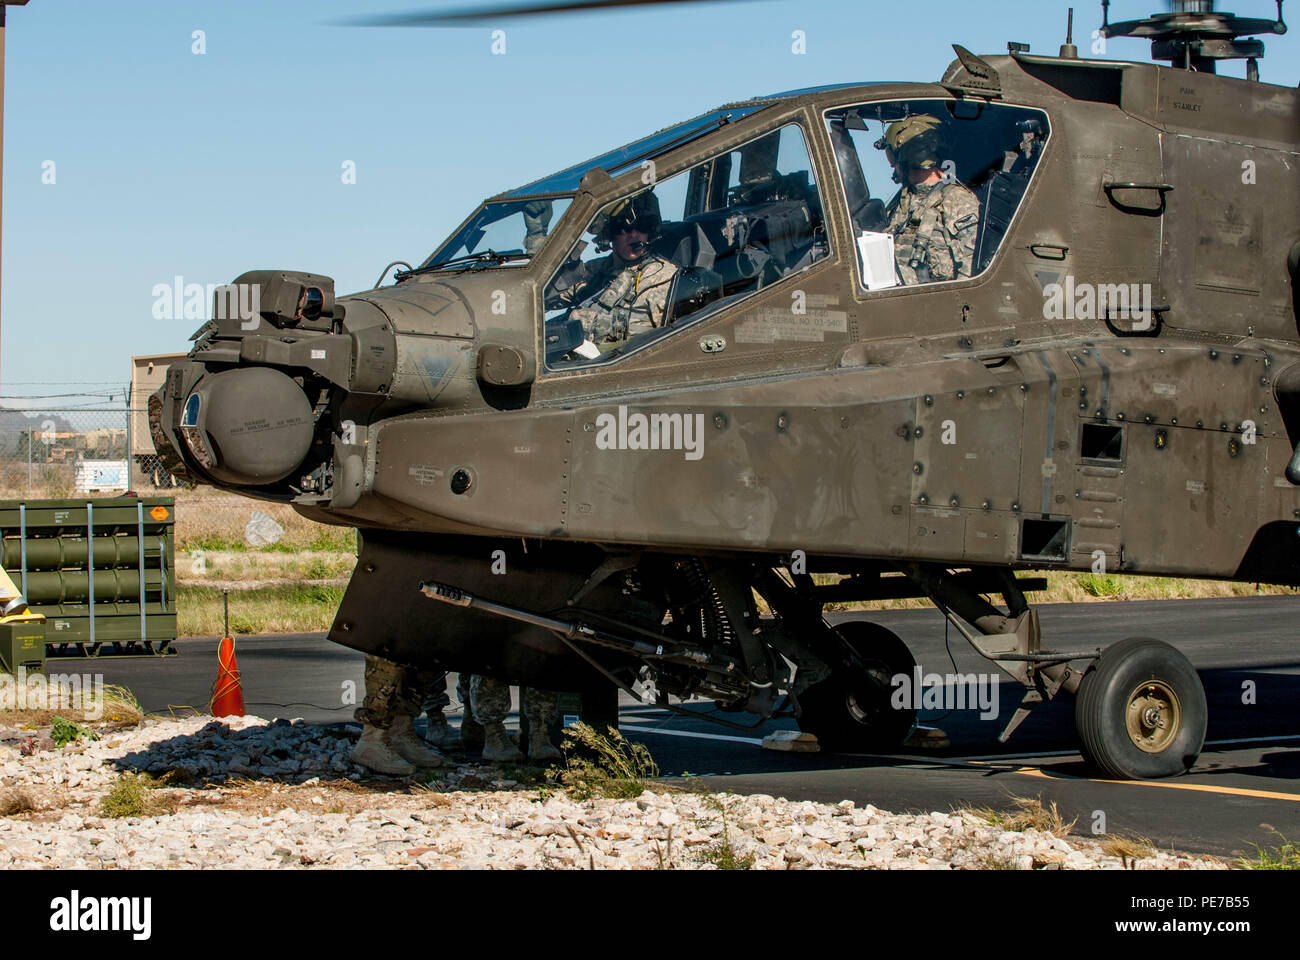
<box><xmin>528</xmin><ymin>722</ymin><xmax>562</xmax><ymax>763</ymax></box>
<box><xmin>389</xmin><ymin>715</ymin><xmax>449</xmax><ymax>768</ymax></box>
<box><xmin>481</xmin><ymin>721</ymin><xmax>523</xmax><ymax>764</ymax></box>
<box><xmin>351</xmin><ymin>724</ymin><xmax>415</xmax><ymax>776</ymax></box>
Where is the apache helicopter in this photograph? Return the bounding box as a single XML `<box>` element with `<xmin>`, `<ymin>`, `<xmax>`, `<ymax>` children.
<box><xmin>150</xmin><ymin>0</ymin><xmax>1298</xmax><ymax>780</ymax></box>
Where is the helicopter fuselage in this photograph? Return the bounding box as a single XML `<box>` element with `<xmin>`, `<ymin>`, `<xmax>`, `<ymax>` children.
<box><xmin>149</xmin><ymin>49</ymin><xmax>1300</xmax><ymax>774</ymax></box>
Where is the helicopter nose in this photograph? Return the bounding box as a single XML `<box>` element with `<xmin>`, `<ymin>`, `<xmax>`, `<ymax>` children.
<box><xmin>175</xmin><ymin>367</ymin><xmax>315</xmax><ymax>486</ymax></box>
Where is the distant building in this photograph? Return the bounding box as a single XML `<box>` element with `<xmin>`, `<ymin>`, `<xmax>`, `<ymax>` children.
<box><xmin>130</xmin><ymin>353</ymin><xmax>187</xmax><ymax>486</ymax></box>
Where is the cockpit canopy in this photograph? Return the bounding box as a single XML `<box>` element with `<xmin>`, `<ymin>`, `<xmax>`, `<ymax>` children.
<box><xmin>420</xmin><ymin>104</ymin><xmax>774</xmax><ymax>271</ymax></box>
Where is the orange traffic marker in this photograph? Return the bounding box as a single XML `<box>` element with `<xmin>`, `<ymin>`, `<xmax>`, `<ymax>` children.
<box><xmin>210</xmin><ymin>589</ymin><xmax>245</xmax><ymax>717</ymax></box>
<box><xmin>211</xmin><ymin>634</ymin><xmax>245</xmax><ymax>717</ymax></box>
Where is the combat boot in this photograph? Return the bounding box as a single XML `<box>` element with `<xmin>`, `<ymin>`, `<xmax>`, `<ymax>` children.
<box><xmin>527</xmin><ymin>722</ymin><xmax>562</xmax><ymax>763</ymax></box>
<box><xmin>389</xmin><ymin>715</ymin><xmax>449</xmax><ymax>768</ymax></box>
<box><xmin>481</xmin><ymin>721</ymin><xmax>523</xmax><ymax>764</ymax></box>
<box><xmin>423</xmin><ymin>710</ymin><xmax>461</xmax><ymax>752</ymax></box>
<box><xmin>351</xmin><ymin>724</ymin><xmax>415</xmax><ymax>777</ymax></box>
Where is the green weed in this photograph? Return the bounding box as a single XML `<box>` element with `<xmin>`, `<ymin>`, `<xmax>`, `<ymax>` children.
<box><xmin>1241</xmin><ymin>828</ymin><xmax>1300</xmax><ymax>870</ymax></box>
<box><xmin>695</xmin><ymin>796</ymin><xmax>755</xmax><ymax>870</ymax></box>
<box><xmin>553</xmin><ymin>722</ymin><xmax>659</xmax><ymax>800</ymax></box>
<box><xmin>98</xmin><ymin>775</ymin><xmax>156</xmax><ymax>818</ymax></box>
<box><xmin>50</xmin><ymin>715</ymin><xmax>98</xmax><ymax>748</ymax></box>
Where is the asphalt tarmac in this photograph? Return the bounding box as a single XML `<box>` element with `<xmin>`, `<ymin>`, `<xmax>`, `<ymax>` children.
<box><xmin>78</xmin><ymin>595</ymin><xmax>1300</xmax><ymax>859</ymax></box>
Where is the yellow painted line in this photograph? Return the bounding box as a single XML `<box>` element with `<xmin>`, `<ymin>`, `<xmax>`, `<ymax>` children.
<box><xmin>1010</xmin><ymin>766</ymin><xmax>1300</xmax><ymax>802</ymax></box>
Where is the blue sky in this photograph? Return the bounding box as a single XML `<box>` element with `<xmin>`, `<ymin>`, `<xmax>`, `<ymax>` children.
<box><xmin>1</xmin><ymin>0</ymin><xmax>1296</xmax><ymax>401</ymax></box>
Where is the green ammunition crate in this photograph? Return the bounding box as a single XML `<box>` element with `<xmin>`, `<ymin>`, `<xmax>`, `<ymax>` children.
<box><xmin>0</xmin><ymin>497</ymin><xmax>176</xmax><ymax>657</ymax></box>
<box><xmin>0</xmin><ymin>619</ymin><xmax>47</xmax><ymax>674</ymax></box>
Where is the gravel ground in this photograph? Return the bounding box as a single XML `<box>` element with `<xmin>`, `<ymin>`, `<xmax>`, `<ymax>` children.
<box><xmin>0</xmin><ymin>715</ymin><xmax>1228</xmax><ymax>870</ymax></box>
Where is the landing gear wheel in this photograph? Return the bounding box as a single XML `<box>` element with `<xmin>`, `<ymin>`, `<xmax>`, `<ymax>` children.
<box><xmin>1074</xmin><ymin>637</ymin><xmax>1206</xmax><ymax>780</ymax></box>
<box><xmin>797</xmin><ymin>620</ymin><xmax>917</xmax><ymax>751</ymax></box>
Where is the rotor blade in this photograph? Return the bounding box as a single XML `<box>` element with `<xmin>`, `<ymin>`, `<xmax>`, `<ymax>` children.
<box><xmin>349</xmin><ymin>0</ymin><xmax>755</xmax><ymax>26</ymax></box>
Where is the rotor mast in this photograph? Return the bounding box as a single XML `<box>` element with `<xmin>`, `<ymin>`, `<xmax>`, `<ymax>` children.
<box><xmin>1101</xmin><ymin>0</ymin><xmax>1287</xmax><ymax>78</ymax></box>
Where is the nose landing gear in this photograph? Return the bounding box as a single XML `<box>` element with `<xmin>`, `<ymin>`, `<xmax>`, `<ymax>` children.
<box><xmin>1074</xmin><ymin>637</ymin><xmax>1207</xmax><ymax>780</ymax></box>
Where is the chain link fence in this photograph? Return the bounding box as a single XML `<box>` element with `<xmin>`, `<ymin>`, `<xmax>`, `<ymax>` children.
<box><xmin>0</xmin><ymin>406</ymin><xmax>183</xmax><ymax>497</ymax></box>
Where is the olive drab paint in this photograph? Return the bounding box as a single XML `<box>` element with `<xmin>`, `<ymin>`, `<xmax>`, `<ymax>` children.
<box><xmin>148</xmin><ymin>12</ymin><xmax>1300</xmax><ymax>781</ymax></box>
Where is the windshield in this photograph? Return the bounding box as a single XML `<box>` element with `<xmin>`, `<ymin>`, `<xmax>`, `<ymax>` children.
<box><xmin>421</xmin><ymin>102</ymin><xmax>771</xmax><ymax>272</ymax></box>
<box><xmin>423</xmin><ymin>198</ymin><xmax>573</xmax><ymax>269</ymax></box>
<box><xmin>500</xmin><ymin>104</ymin><xmax>769</xmax><ymax>198</ymax></box>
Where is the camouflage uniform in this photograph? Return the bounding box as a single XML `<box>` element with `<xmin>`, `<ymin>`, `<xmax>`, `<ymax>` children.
<box><xmin>552</xmin><ymin>253</ymin><xmax>679</xmax><ymax>343</ymax></box>
<box><xmin>355</xmin><ymin>654</ymin><xmax>437</xmax><ymax>729</ymax></box>
<box><xmin>421</xmin><ymin>672</ymin><xmax>469</xmax><ymax>717</ymax></box>
<box><xmin>421</xmin><ymin>672</ymin><xmax>471</xmax><ymax>750</ymax></box>
<box><xmin>886</xmin><ymin>179</ymin><xmax>980</xmax><ymax>284</ymax></box>
<box><xmin>469</xmin><ymin>675</ymin><xmax>558</xmax><ymax>730</ymax></box>
<box><xmin>468</xmin><ymin>675</ymin><xmax>561</xmax><ymax>762</ymax></box>
<box><xmin>352</xmin><ymin>655</ymin><xmax>448</xmax><ymax>774</ymax></box>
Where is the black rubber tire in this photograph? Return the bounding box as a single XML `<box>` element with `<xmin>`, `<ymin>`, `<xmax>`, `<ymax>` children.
<box><xmin>797</xmin><ymin>620</ymin><xmax>917</xmax><ymax>751</ymax></box>
<box><xmin>1074</xmin><ymin>637</ymin><xmax>1207</xmax><ymax>780</ymax></box>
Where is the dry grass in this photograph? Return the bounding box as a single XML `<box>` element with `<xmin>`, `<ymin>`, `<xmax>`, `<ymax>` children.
<box><xmin>99</xmin><ymin>685</ymin><xmax>145</xmax><ymax>726</ymax></box>
<box><xmin>0</xmin><ymin>787</ymin><xmax>39</xmax><ymax>817</ymax></box>
<box><xmin>1102</xmin><ymin>835</ymin><xmax>1158</xmax><ymax>867</ymax></box>
<box><xmin>963</xmin><ymin>795</ymin><xmax>1076</xmax><ymax>837</ymax></box>
<box><xmin>171</xmin><ymin>490</ymin><xmax>355</xmax><ymax>554</ymax></box>
<box><xmin>0</xmin><ymin>708</ymin><xmax>67</xmax><ymax>729</ymax></box>
<box><xmin>178</xmin><ymin>583</ymin><xmax>345</xmax><ymax>636</ymax></box>
<box><xmin>0</xmin><ymin>684</ymin><xmax>145</xmax><ymax>731</ymax></box>
<box><xmin>410</xmin><ymin>782</ymin><xmax>456</xmax><ymax>807</ymax></box>
<box><xmin>177</xmin><ymin>549</ymin><xmax>353</xmax><ymax>586</ymax></box>
<box><xmin>553</xmin><ymin>722</ymin><xmax>659</xmax><ymax>800</ymax></box>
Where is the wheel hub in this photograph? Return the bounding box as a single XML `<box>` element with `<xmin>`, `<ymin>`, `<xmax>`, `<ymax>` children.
<box><xmin>844</xmin><ymin>659</ymin><xmax>894</xmax><ymax>725</ymax></box>
<box><xmin>1124</xmin><ymin>680</ymin><xmax>1181</xmax><ymax>753</ymax></box>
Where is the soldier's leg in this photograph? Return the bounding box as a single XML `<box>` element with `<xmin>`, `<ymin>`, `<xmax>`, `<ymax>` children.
<box><xmin>470</xmin><ymin>675</ymin><xmax>522</xmax><ymax>763</ymax></box>
<box><xmin>388</xmin><ymin>663</ymin><xmax>448</xmax><ymax>768</ymax></box>
<box><xmin>351</xmin><ymin>655</ymin><xmax>415</xmax><ymax>776</ymax></box>
<box><xmin>457</xmin><ymin>673</ymin><xmax>483</xmax><ymax>750</ymax></box>
<box><xmin>419</xmin><ymin>672</ymin><xmax>460</xmax><ymax>752</ymax></box>
<box><xmin>522</xmin><ymin>687</ymin><xmax>561</xmax><ymax>763</ymax></box>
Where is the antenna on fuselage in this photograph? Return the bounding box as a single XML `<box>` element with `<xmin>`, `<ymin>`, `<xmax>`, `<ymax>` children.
<box><xmin>1061</xmin><ymin>7</ymin><xmax>1080</xmax><ymax>57</ymax></box>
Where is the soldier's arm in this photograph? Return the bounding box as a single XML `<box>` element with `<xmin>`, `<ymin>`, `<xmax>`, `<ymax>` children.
<box><xmin>944</xmin><ymin>188</ymin><xmax>981</xmax><ymax>279</ymax></box>
<box><xmin>633</xmin><ymin>261</ymin><xmax>680</xmax><ymax>327</ymax></box>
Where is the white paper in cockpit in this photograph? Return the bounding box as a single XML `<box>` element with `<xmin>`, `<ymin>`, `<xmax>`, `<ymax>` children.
<box><xmin>856</xmin><ymin>231</ymin><xmax>898</xmax><ymax>291</ymax></box>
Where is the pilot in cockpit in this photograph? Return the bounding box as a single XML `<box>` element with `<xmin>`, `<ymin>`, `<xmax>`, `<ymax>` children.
<box><xmin>545</xmin><ymin>191</ymin><xmax>679</xmax><ymax>357</ymax></box>
<box><xmin>878</xmin><ymin>114</ymin><xmax>981</xmax><ymax>284</ymax></box>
